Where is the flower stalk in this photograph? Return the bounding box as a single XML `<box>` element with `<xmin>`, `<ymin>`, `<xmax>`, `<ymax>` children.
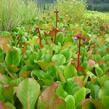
<box><xmin>54</xmin><ymin>9</ymin><xmax>59</xmax><ymax>43</ymax></box>
<box><xmin>35</xmin><ymin>27</ymin><xmax>43</xmax><ymax>48</ymax></box>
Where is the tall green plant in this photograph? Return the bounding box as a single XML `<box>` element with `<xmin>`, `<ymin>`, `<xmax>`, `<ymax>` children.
<box><xmin>0</xmin><ymin>0</ymin><xmax>38</xmax><ymax>31</ymax></box>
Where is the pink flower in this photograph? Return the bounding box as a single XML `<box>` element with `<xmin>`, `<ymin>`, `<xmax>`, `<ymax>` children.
<box><xmin>88</xmin><ymin>59</ymin><xmax>96</xmax><ymax>68</ymax></box>
<box><xmin>74</xmin><ymin>34</ymin><xmax>81</xmax><ymax>40</ymax></box>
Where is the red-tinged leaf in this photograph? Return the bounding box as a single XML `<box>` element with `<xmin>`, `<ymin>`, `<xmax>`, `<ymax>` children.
<box><xmin>0</xmin><ymin>37</ymin><xmax>10</xmax><ymax>53</ymax></box>
<box><xmin>46</xmin><ymin>28</ymin><xmax>55</xmax><ymax>36</ymax></box>
<box><xmin>106</xmin><ymin>48</ymin><xmax>109</xmax><ymax>52</ymax></box>
<box><xmin>82</xmin><ymin>99</ymin><xmax>95</xmax><ymax>109</ymax></box>
<box><xmin>98</xmin><ymin>60</ymin><xmax>106</xmax><ymax>65</ymax></box>
<box><xmin>19</xmin><ymin>71</ymin><xmax>30</xmax><ymax>78</ymax></box>
<box><xmin>92</xmin><ymin>99</ymin><xmax>103</xmax><ymax>109</ymax></box>
<box><xmin>0</xmin><ymin>101</ymin><xmax>15</xmax><ymax>109</ymax></box>
<box><xmin>35</xmin><ymin>28</ymin><xmax>43</xmax><ymax>48</ymax></box>
<box><xmin>22</xmin><ymin>43</ymin><xmax>27</xmax><ymax>54</ymax></box>
<box><xmin>73</xmin><ymin>77</ymin><xmax>84</xmax><ymax>87</ymax></box>
<box><xmin>0</xmin><ymin>83</ymin><xmax>13</xmax><ymax>103</ymax></box>
<box><xmin>37</xmin><ymin>82</ymin><xmax>66</xmax><ymax>109</ymax></box>
<box><xmin>36</xmin><ymin>38</ymin><xmax>40</xmax><ymax>45</ymax></box>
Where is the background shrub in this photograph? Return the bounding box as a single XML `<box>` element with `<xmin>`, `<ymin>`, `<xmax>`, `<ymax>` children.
<box><xmin>0</xmin><ymin>0</ymin><xmax>38</xmax><ymax>31</ymax></box>
<box><xmin>57</xmin><ymin>0</ymin><xmax>86</xmax><ymax>23</ymax></box>
<box><xmin>43</xmin><ymin>0</ymin><xmax>87</xmax><ymax>24</ymax></box>
<box><xmin>0</xmin><ymin>0</ymin><xmax>86</xmax><ymax>31</ymax></box>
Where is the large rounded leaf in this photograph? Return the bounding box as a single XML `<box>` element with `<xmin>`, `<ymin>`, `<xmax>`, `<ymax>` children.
<box><xmin>37</xmin><ymin>82</ymin><xmax>66</xmax><ymax>109</ymax></box>
<box><xmin>61</xmin><ymin>48</ymin><xmax>72</xmax><ymax>60</ymax></box>
<box><xmin>64</xmin><ymin>65</ymin><xmax>77</xmax><ymax>79</ymax></box>
<box><xmin>65</xmin><ymin>95</ymin><xmax>75</xmax><ymax>109</ymax></box>
<box><xmin>52</xmin><ymin>54</ymin><xmax>66</xmax><ymax>65</ymax></box>
<box><xmin>82</xmin><ymin>99</ymin><xmax>96</xmax><ymax>109</ymax></box>
<box><xmin>16</xmin><ymin>78</ymin><xmax>40</xmax><ymax>109</ymax></box>
<box><xmin>74</xmin><ymin>87</ymin><xmax>86</xmax><ymax>107</ymax></box>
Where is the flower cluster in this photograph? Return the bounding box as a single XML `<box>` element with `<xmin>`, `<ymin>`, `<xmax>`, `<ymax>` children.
<box><xmin>74</xmin><ymin>34</ymin><xmax>86</xmax><ymax>42</ymax></box>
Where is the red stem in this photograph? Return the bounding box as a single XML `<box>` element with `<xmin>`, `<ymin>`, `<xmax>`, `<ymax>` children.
<box><xmin>54</xmin><ymin>29</ymin><xmax>57</xmax><ymax>44</ymax></box>
<box><xmin>77</xmin><ymin>39</ymin><xmax>81</xmax><ymax>71</ymax></box>
<box><xmin>54</xmin><ymin>9</ymin><xmax>59</xmax><ymax>43</ymax></box>
<box><xmin>36</xmin><ymin>28</ymin><xmax>43</xmax><ymax>48</ymax></box>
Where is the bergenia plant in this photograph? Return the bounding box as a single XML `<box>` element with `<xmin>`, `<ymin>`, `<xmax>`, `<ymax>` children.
<box><xmin>44</xmin><ymin>9</ymin><xmax>60</xmax><ymax>44</ymax></box>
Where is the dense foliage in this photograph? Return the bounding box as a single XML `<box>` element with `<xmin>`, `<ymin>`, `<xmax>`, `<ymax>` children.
<box><xmin>0</xmin><ymin>0</ymin><xmax>109</xmax><ymax>109</ymax></box>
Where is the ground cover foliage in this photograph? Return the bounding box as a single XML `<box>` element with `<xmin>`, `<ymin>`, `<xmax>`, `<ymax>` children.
<box><xmin>0</xmin><ymin>0</ymin><xmax>109</xmax><ymax>109</ymax></box>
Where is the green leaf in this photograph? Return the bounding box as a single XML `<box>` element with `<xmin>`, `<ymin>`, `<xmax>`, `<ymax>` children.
<box><xmin>41</xmin><ymin>53</ymin><xmax>52</xmax><ymax>62</ymax></box>
<box><xmin>9</xmin><ymin>77</ymin><xmax>23</xmax><ymax>86</ymax></box>
<box><xmin>31</xmin><ymin>69</ymin><xmax>54</xmax><ymax>86</ymax></box>
<box><xmin>91</xmin><ymin>85</ymin><xmax>100</xmax><ymax>99</ymax></box>
<box><xmin>16</xmin><ymin>78</ymin><xmax>40</xmax><ymax>109</ymax></box>
<box><xmin>31</xmin><ymin>70</ymin><xmax>45</xmax><ymax>80</ymax></box>
<box><xmin>65</xmin><ymin>95</ymin><xmax>75</xmax><ymax>109</ymax></box>
<box><xmin>5</xmin><ymin>102</ymin><xmax>16</xmax><ymax>109</ymax></box>
<box><xmin>94</xmin><ymin>55</ymin><xmax>102</xmax><ymax>62</ymax></box>
<box><xmin>0</xmin><ymin>75</ymin><xmax>11</xmax><ymax>84</ymax></box>
<box><xmin>74</xmin><ymin>87</ymin><xmax>86</xmax><ymax>106</ymax></box>
<box><xmin>101</xmin><ymin>96</ymin><xmax>109</xmax><ymax>109</ymax></box>
<box><xmin>103</xmin><ymin>54</ymin><xmax>109</xmax><ymax>61</ymax></box>
<box><xmin>0</xmin><ymin>84</ymin><xmax>4</xmax><ymax>101</ymax></box>
<box><xmin>5</xmin><ymin>47</ymin><xmax>21</xmax><ymax>66</ymax></box>
<box><xmin>99</xmin><ymin>80</ymin><xmax>109</xmax><ymax>97</ymax></box>
<box><xmin>53</xmin><ymin>44</ymin><xmax>61</xmax><ymax>54</ymax></box>
<box><xmin>94</xmin><ymin>64</ymin><xmax>104</xmax><ymax>77</ymax></box>
<box><xmin>0</xmin><ymin>82</ymin><xmax>14</xmax><ymax>102</ymax></box>
<box><xmin>56</xmin><ymin>32</ymin><xmax>64</xmax><ymax>45</ymax></box>
<box><xmin>2</xmin><ymin>85</ymin><xmax>14</xmax><ymax>102</ymax></box>
<box><xmin>82</xmin><ymin>99</ymin><xmax>96</xmax><ymax>109</ymax></box>
<box><xmin>64</xmin><ymin>80</ymin><xmax>80</xmax><ymax>95</ymax></box>
<box><xmin>57</xmin><ymin>69</ymin><xmax>66</xmax><ymax>82</ymax></box>
<box><xmin>37</xmin><ymin>61</ymin><xmax>54</xmax><ymax>71</ymax></box>
<box><xmin>0</xmin><ymin>101</ymin><xmax>15</xmax><ymax>109</ymax></box>
<box><xmin>0</xmin><ymin>48</ymin><xmax>4</xmax><ymax>63</ymax></box>
<box><xmin>52</xmin><ymin>54</ymin><xmax>66</xmax><ymax>65</ymax></box>
<box><xmin>64</xmin><ymin>65</ymin><xmax>77</xmax><ymax>79</ymax></box>
<box><xmin>56</xmin><ymin>83</ymin><xmax>68</xmax><ymax>98</ymax></box>
<box><xmin>19</xmin><ymin>66</ymin><xmax>30</xmax><ymax>78</ymax></box>
<box><xmin>61</xmin><ymin>48</ymin><xmax>72</xmax><ymax>60</ymax></box>
<box><xmin>87</xmin><ymin>81</ymin><xmax>100</xmax><ymax>99</ymax></box>
<box><xmin>98</xmin><ymin>75</ymin><xmax>109</xmax><ymax>86</ymax></box>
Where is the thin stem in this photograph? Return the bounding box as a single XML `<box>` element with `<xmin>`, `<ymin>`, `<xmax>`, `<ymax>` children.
<box><xmin>54</xmin><ymin>9</ymin><xmax>59</xmax><ymax>43</ymax></box>
<box><xmin>5</xmin><ymin>67</ymin><xmax>16</xmax><ymax>79</ymax></box>
<box><xmin>55</xmin><ymin>9</ymin><xmax>59</xmax><ymax>28</ymax></box>
<box><xmin>77</xmin><ymin>39</ymin><xmax>81</xmax><ymax>71</ymax></box>
<box><xmin>36</xmin><ymin>28</ymin><xmax>43</xmax><ymax>48</ymax></box>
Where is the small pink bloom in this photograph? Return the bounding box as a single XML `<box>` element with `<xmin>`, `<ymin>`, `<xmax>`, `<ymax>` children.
<box><xmin>88</xmin><ymin>59</ymin><xmax>96</xmax><ymax>67</ymax></box>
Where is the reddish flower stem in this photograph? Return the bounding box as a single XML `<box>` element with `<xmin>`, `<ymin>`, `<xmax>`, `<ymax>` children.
<box><xmin>36</xmin><ymin>28</ymin><xmax>43</xmax><ymax>48</ymax></box>
<box><xmin>77</xmin><ymin>39</ymin><xmax>81</xmax><ymax>72</ymax></box>
<box><xmin>54</xmin><ymin>9</ymin><xmax>59</xmax><ymax>43</ymax></box>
